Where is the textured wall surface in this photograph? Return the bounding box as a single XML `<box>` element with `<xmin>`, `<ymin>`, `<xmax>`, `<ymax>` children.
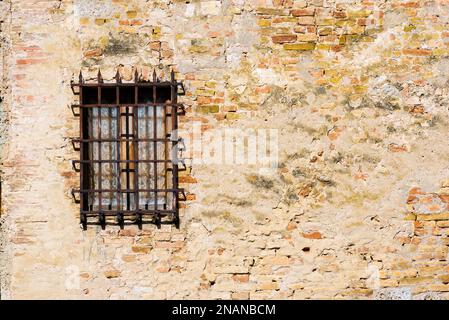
<box><xmin>1</xmin><ymin>0</ymin><xmax>449</xmax><ymax>299</ymax></box>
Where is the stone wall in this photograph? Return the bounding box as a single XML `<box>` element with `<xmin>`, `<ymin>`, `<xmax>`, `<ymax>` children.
<box><xmin>1</xmin><ymin>0</ymin><xmax>449</xmax><ymax>299</ymax></box>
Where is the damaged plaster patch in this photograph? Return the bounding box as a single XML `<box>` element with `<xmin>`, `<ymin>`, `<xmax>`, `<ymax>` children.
<box><xmin>102</xmin><ymin>34</ymin><xmax>140</xmax><ymax>56</ymax></box>
<box><xmin>225</xmin><ymin>12</ymin><xmax>258</xmax><ymax>68</ymax></box>
<box><xmin>73</xmin><ymin>0</ymin><xmax>116</xmax><ymax>17</ymax></box>
<box><xmin>0</xmin><ymin>217</ymin><xmax>11</xmax><ymax>299</ymax></box>
<box><xmin>200</xmin><ymin>1</ymin><xmax>222</xmax><ymax>16</ymax></box>
<box><xmin>374</xmin><ymin>287</ymin><xmax>412</xmax><ymax>300</ymax></box>
<box><xmin>254</xmin><ymin>68</ymin><xmax>287</xmax><ymax>86</ymax></box>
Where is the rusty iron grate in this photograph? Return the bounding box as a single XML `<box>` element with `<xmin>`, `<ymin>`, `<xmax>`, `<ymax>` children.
<box><xmin>71</xmin><ymin>69</ymin><xmax>186</xmax><ymax>230</ymax></box>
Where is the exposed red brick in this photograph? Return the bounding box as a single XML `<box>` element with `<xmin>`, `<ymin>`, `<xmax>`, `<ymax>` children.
<box><xmin>403</xmin><ymin>49</ymin><xmax>432</xmax><ymax>56</ymax></box>
<box><xmin>410</xmin><ymin>105</ymin><xmax>424</xmax><ymax>114</ymax></box>
<box><xmin>394</xmin><ymin>1</ymin><xmax>420</xmax><ymax>8</ymax></box>
<box><xmin>439</xmin><ymin>194</ymin><xmax>449</xmax><ymax>203</ymax></box>
<box><xmin>186</xmin><ymin>194</ymin><xmax>196</xmax><ymax>201</ymax></box>
<box><xmin>255</xmin><ymin>85</ymin><xmax>272</xmax><ymax>94</ymax></box>
<box><xmin>409</xmin><ymin>187</ymin><xmax>425</xmax><ymax>196</ymax></box>
<box><xmin>333</xmin><ymin>11</ymin><xmax>347</xmax><ymax>19</ymax></box>
<box><xmin>179</xmin><ymin>175</ymin><xmax>198</xmax><ymax>183</ymax></box>
<box><xmin>212</xmin><ymin>97</ymin><xmax>224</xmax><ymax>103</ymax></box>
<box><xmin>419</xmin><ymin>195</ymin><xmax>434</xmax><ymax>204</ymax></box>
<box><xmin>232</xmin><ymin>274</ymin><xmax>249</xmax><ymax>282</ymax></box>
<box><xmin>271</xmin><ymin>34</ymin><xmax>297</xmax><ymax>44</ymax></box>
<box><xmin>302</xmin><ymin>231</ymin><xmax>323</xmax><ymax>239</ymax></box>
<box><xmin>357</xmin><ymin>18</ymin><xmax>375</xmax><ymax>26</ymax></box>
<box><xmin>197</xmin><ymin>96</ymin><xmax>212</xmax><ymax>105</ymax></box>
<box><xmin>83</xmin><ymin>48</ymin><xmax>102</xmax><ymax>58</ymax></box>
<box><xmin>16</xmin><ymin>58</ymin><xmax>48</xmax><ymax>65</ymax></box>
<box><xmin>388</xmin><ymin>143</ymin><xmax>408</xmax><ymax>153</ymax></box>
<box><xmin>291</xmin><ymin>8</ymin><xmax>315</xmax><ymax>16</ymax></box>
<box><xmin>130</xmin><ymin>19</ymin><xmax>143</xmax><ymax>26</ymax></box>
<box><xmin>407</xmin><ymin>195</ymin><xmax>418</xmax><ymax>204</ymax></box>
<box><xmin>331</xmin><ymin>44</ymin><xmax>344</xmax><ymax>52</ymax></box>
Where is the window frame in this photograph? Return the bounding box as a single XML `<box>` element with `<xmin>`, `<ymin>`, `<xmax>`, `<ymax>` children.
<box><xmin>71</xmin><ymin>69</ymin><xmax>185</xmax><ymax>230</ymax></box>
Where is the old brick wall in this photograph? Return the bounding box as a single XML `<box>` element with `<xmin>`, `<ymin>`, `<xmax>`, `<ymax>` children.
<box><xmin>1</xmin><ymin>0</ymin><xmax>449</xmax><ymax>299</ymax></box>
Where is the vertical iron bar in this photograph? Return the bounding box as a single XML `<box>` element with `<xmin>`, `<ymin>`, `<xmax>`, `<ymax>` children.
<box><xmin>163</xmin><ymin>93</ymin><xmax>168</xmax><ymax>212</ymax></box>
<box><xmin>153</xmin><ymin>70</ymin><xmax>160</xmax><ymax>228</ymax></box>
<box><xmin>113</xmin><ymin>70</ymin><xmax>120</xmax><ymax>212</ymax></box>
<box><xmin>134</xmin><ymin>81</ymin><xmax>141</xmax><ymax>228</ymax></box>
<box><xmin>89</xmin><ymin>85</ymin><xmax>99</xmax><ymax>228</ymax></box>
<box><xmin>88</xmin><ymin>100</ymin><xmax>93</xmax><ymax>208</ymax></box>
<box><xmin>97</xmin><ymin>71</ymin><xmax>104</xmax><ymax>228</ymax></box>
<box><xmin>79</xmin><ymin>71</ymin><xmax>87</xmax><ymax>230</ymax></box>
<box><xmin>125</xmin><ymin>105</ymin><xmax>130</xmax><ymax>211</ymax></box>
<box><xmin>145</xmin><ymin>105</ymin><xmax>149</xmax><ymax>210</ymax></box>
<box><xmin>116</xmin><ymin>73</ymin><xmax>123</xmax><ymax>228</ymax></box>
<box><xmin>108</xmin><ymin>99</ymin><xmax>112</xmax><ymax>210</ymax></box>
<box><xmin>171</xmin><ymin>70</ymin><xmax>180</xmax><ymax>228</ymax></box>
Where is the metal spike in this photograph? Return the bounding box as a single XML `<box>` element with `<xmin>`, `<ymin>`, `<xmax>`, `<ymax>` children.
<box><xmin>152</xmin><ymin>69</ymin><xmax>157</xmax><ymax>82</ymax></box>
<box><xmin>115</xmin><ymin>69</ymin><xmax>121</xmax><ymax>83</ymax></box>
<box><xmin>170</xmin><ymin>68</ymin><xmax>175</xmax><ymax>83</ymax></box>
<box><xmin>134</xmin><ymin>68</ymin><xmax>139</xmax><ymax>83</ymax></box>
<box><xmin>97</xmin><ymin>69</ymin><xmax>103</xmax><ymax>83</ymax></box>
<box><xmin>78</xmin><ymin>70</ymin><xmax>83</xmax><ymax>83</ymax></box>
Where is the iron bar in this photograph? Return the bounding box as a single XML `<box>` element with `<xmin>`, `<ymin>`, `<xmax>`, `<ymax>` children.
<box><xmin>97</xmin><ymin>70</ymin><xmax>104</xmax><ymax>229</ymax></box>
<box><xmin>171</xmin><ymin>69</ymin><xmax>180</xmax><ymax>228</ymax></box>
<box><xmin>153</xmin><ymin>70</ymin><xmax>160</xmax><ymax>228</ymax></box>
<box><xmin>73</xmin><ymin>138</ymin><xmax>172</xmax><ymax>143</ymax></box>
<box><xmin>72</xmin><ymin>82</ymin><xmax>182</xmax><ymax>88</ymax></box>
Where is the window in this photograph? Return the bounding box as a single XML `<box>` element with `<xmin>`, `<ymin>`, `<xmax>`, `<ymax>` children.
<box><xmin>71</xmin><ymin>69</ymin><xmax>185</xmax><ymax>230</ymax></box>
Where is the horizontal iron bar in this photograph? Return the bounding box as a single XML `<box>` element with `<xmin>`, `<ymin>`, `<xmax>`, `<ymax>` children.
<box><xmin>73</xmin><ymin>103</ymin><xmax>183</xmax><ymax>108</ymax></box>
<box><xmin>72</xmin><ymin>138</ymin><xmax>171</xmax><ymax>143</ymax></box>
<box><xmin>82</xmin><ymin>210</ymin><xmax>176</xmax><ymax>216</ymax></box>
<box><xmin>73</xmin><ymin>188</ymin><xmax>184</xmax><ymax>193</ymax></box>
<box><xmin>72</xmin><ymin>82</ymin><xmax>181</xmax><ymax>88</ymax></box>
<box><xmin>73</xmin><ymin>159</ymin><xmax>174</xmax><ymax>164</ymax></box>
<box><xmin>83</xmin><ymin>221</ymin><xmax>176</xmax><ymax>228</ymax></box>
